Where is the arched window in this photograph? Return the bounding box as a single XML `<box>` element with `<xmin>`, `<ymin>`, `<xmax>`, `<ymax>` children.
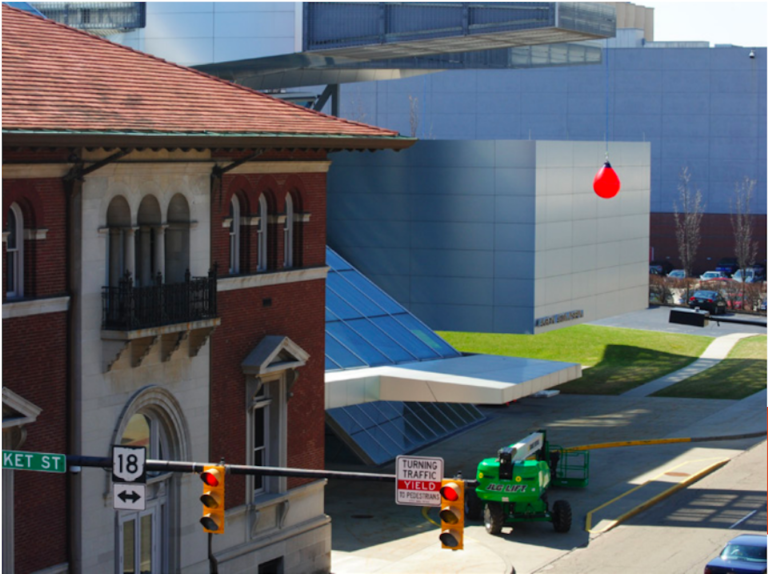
<box><xmin>6</xmin><ymin>203</ymin><xmax>24</xmax><ymax>298</ymax></box>
<box><xmin>283</xmin><ymin>195</ymin><xmax>294</xmax><ymax>269</ymax></box>
<box><xmin>106</xmin><ymin>196</ymin><xmax>132</xmax><ymax>287</ymax></box>
<box><xmin>229</xmin><ymin>196</ymin><xmax>240</xmax><ymax>275</ymax></box>
<box><xmin>165</xmin><ymin>194</ymin><xmax>190</xmax><ymax>284</ymax></box>
<box><xmin>136</xmin><ymin>196</ymin><xmax>162</xmax><ymax>286</ymax></box>
<box><xmin>257</xmin><ymin>194</ymin><xmax>268</xmax><ymax>272</ymax></box>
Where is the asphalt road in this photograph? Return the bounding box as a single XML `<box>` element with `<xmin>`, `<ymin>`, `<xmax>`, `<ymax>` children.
<box><xmin>531</xmin><ymin>439</ymin><xmax>767</xmax><ymax>574</ymax></box>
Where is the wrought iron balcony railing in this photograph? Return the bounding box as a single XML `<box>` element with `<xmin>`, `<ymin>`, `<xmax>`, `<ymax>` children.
<box><xmin>102</xmin><ymin>268</ymin><xmax>218</xmax><ymax>331</ymax></box>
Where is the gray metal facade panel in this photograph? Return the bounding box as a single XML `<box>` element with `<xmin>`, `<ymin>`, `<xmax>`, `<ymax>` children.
<box><xmin>338</xmin><ymin>47</ymin><xmax>767</xmax><ymax>216</ymax></box>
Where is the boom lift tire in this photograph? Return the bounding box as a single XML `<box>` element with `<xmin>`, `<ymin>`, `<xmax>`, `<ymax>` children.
<box><xmin>465</xmin><ymin>487</ymin><xmax>483</xmax><ymax>521</ymax></box>
<box><xmin>484</xmin><ymin>502</ymin><xmax>505</xmax><ymax>535</ymax></box>
<box><xmin>552</xmin><ymin>500</ymin><xmax>572</xmax><ymax>533</ymax></box>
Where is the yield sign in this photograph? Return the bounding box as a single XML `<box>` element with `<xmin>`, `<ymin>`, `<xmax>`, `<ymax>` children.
<box><xmin>113</xmin><ymin>483</ymin><xmax>146</xmax><ymax>511</ymax></box>
<box><xmin>395</xmin><ymin>455</ymin><xmax>444</xmax><ymax>507</ymax></box>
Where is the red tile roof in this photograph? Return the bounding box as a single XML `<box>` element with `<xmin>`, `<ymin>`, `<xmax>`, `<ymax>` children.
<box><xmin>2</xmin><ymin>4</ymin><xmax>404</xmax><ymax>143</ymax></box>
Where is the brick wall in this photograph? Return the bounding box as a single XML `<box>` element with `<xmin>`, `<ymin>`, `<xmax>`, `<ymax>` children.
<box><xmin>3</xmin><ymin>178</ymin><xmax>68</xmax><ymax>300</ymax></box>
<box><xmin>210</xmin><ymin>279</ymin><xmax>326</xmax><ymax>508</ymax></box>
<box><xmin>3</xmin><ymin>312</ymin><xmax>69</xmax><ymax>574</ymax></box>
<box><xmin>213</xmin><ymin>169</ymin><xmax>327</xmax><ymax>276</ymax></box>
<box><xmin>651</xmin><ymin>213</ymin><xmax>767</xmax><ymax>275</ymax></box>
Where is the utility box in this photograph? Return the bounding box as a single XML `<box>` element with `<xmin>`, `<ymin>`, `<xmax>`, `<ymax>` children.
<box><xmin>669</xmin><ymin>308</ymin><xmax>709</xmax><ymax>327</ymax></box>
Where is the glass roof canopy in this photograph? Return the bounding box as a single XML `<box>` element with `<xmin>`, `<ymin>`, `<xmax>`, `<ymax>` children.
<box><xmin>325</xmin><ymin>247</ymin><xmax>460</xmax><ymax>371</ymax></box>
<box><xmin>325</xmin><ymin>246</ymin><xmax>484</xmax><ymax>466</ymax></box>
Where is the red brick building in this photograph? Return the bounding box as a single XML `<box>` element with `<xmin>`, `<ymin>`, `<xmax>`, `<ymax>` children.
<box><xmin>2</xmin><ymin>5</ymin><xmax>412</xmax><ymax>573</ymax></box>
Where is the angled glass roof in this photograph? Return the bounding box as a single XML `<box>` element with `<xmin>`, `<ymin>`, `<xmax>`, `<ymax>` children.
<box><xmin>325</xmin><ymin>246</ymin><xmax>461</xmax><ymax>372</ymax></box>
<box><xmin>324</xmin><ymin>246</ymin><xmax>483</xmax><ymax>467</ymax></box>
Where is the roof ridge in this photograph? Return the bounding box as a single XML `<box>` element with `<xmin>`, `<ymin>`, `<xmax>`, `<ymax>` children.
<box><xmin>1</xmin><ymin>4</ymin><xmax>399</xmax><ymax>137</ymax></box>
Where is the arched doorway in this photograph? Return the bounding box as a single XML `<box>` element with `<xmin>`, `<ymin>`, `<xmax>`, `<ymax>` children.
<box><xmin>113</xmin><ymin>387</ymin><xmax>191</xmax><ymax>574</ymax></box>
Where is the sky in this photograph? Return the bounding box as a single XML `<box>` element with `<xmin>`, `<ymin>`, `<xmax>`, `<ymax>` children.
<box><xmin>640</xmin><ymin>1</ymin><xmax>767</xmax><ymax>47</ymax></box>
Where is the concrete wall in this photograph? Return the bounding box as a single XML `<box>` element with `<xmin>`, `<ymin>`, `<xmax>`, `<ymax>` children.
<box><xmin>328</xmin><ymin>139</ymin><xmax>650</xmax><ymax>334</ymax></box>
<box><xmin>532</xmin><ymin>140</ymin><xmax>650</xmax><ymax>333</ymax></box>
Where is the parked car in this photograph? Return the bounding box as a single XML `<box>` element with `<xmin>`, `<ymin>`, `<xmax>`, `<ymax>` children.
<box><xmin>733</xmin><ymin>267</ymin><xmax>767</xmax><ymax>283</ymax></box>
<box><xmin>649</xmin><ymin>260</ymin><xmax>674</xmax><ymax>275</ymax></box>
<box><xmin>704</xmin><ymin>533</ymin><xmax>766</xmax><ymax>574</ymax></box>
<box><xmin>715</xmin><ymin>257</ymin><xmax>740</xmax><ymax>277</ymax></box>
<box><xmin>668</xmin><ymin>269</ymin><xmax>687</xmax><ymax>279</ymax></box>
<box><xmin>688</xmin><ymin>290</ymin><xmax>727</xmax><ymax>314</ymax></box>
<box><xmin>700</xmin><ymin>271</ymin><xmax>729</xmax><ymax>281</ymax></box>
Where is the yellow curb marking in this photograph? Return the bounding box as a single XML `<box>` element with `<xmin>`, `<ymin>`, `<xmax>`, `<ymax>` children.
<box><xmin>586</xmin><ymin>457</ymin><xmax>730</xmax><ymax>534</ymax></box>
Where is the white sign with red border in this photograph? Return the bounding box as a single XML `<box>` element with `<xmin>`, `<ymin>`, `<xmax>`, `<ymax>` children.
<box><xmin>395</xmin><ymin>455</ymin><xmax>444</xmax><ymax>507</ymax></box>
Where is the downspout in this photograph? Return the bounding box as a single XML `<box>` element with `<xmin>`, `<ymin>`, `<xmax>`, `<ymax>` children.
<box><xmin>62</xmin><ymin>147</ymin><xmax>131</xmax><ymax>573</ymax></box>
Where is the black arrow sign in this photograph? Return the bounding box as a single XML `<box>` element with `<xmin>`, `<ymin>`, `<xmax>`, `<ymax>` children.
<box><xmin>118</xmin><ymin>489</ymin><xmax>141</xmax><ymax>504</ymax></box>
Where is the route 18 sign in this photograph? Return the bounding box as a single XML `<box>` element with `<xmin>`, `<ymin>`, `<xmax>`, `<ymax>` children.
<box><xmin>395</xmin><ymin>455</ymin><xmax>444</xmax><ymax>507</ymax></box>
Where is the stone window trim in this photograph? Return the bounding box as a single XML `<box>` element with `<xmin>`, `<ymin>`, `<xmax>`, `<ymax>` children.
<box><xmin>103</xmin><ymin>385</ymin><xmax>193</xmax><ymax>502</ymax></box>
<box><xmin>1</xmin><ymin>229</ymin><xmax>48</xmax><ymax>242</ymax></box>
<box><xmin>2</xmin><ymin>295</ymin><xmax>70</xmax><ymax>319</ymax></box>
<box><xmin>222</xmin><ymin>213</ymin><xmax>310</xmax><ymax>228</ymax></box>
<box><xmin>242</xmin><ymin>336</ymin><xmax>309</xmax><ymax>506</ymax></box>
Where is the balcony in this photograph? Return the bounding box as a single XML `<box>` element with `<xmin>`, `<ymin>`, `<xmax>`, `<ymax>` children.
<box><xmin>101</xmin><ymin>268</ymin><xmax>220</xmax><ymax>372</ymax></box>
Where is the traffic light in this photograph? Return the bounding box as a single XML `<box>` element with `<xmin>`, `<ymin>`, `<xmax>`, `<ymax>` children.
<box><xmin>439</xmin><ymin>479</ymin><xmax>464</xmax><ymax>550</ymax></box>
<box><xmin>200</xmin><ymin>465</ymin><xmax>225</xmax><ymax>534</ymax></box>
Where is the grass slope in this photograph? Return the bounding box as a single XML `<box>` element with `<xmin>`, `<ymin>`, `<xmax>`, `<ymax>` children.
<box><xmin>439</xmin><ymin>325</ymin><xmax>713</xmax><ymax>395</ymax></box>
<box><xmin>653</xmin><ymin>335</ymin><xmax>767</xmax><ymax>399</ymax></box>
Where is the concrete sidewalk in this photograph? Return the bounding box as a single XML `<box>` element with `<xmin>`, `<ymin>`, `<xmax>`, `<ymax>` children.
<box><xmin>621</xmin><ymin>332</ymin><xmax>759</xmax><ymax>397</ymax></box>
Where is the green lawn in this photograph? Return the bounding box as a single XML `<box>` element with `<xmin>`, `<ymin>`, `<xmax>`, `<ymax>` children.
<box><xmin>439</xmin><ymin>325</ymin><xmax>713</xmax><ymax>395</ymax></box>
<box><xmin>652</xmin><ymin>335</ymin><xmax>767</xmax><ymax>400</ymax></box>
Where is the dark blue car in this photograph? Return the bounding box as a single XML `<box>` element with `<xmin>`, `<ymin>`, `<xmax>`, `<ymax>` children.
<box><xmin>704</xmin><ymin>534</ymin><xmax>767</xmax><ymax>574</ymax></box>
<box><xmin>716</xmin><ymin>257</ymin><xmax>740</xmax><ymax>277</ymax></box>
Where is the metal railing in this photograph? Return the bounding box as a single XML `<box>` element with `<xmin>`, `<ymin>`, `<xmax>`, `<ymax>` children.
<box><xmin>102</xmin><ymin>267</ymin><xmax>218</xmax><ymax>331</ymax></box>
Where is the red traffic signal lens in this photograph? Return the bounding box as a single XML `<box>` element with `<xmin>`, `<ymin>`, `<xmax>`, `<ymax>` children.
<box><xmin>440</xmin><ymin>484</ymin><xmax>460</xmax><ymax>502</ymax></box>
<box><xmin>201</xmin><ymin>471</ymin><xmax>220</xmax><ymax>487</ymax></box>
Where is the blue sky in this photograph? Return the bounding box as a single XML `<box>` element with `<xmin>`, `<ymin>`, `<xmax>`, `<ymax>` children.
<box><xmin>641</xmin><ymin>2</ymin><xmax>767</xmax><ymax>47</ymax></box>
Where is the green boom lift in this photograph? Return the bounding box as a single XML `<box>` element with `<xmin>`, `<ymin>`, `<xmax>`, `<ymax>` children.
<box><xmin>465</xmin><ymin>430</ymin><xmax>589</xmax><ymax>534</ymax></box>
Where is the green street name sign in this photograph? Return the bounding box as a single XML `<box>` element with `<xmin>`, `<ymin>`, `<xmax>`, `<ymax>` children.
<box><xmin>3</xmin><ymin>450</ymin><xmax>67</xmax><ymax>473</ymax></box>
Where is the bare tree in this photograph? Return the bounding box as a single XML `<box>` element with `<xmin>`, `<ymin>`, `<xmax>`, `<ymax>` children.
<box><xmin>730</xmin><ymin>176</ymin><xmax>758</xmax><ymax>302</ymax></box>
<box><xmin>673</xmin><ymin>167</ymin><xmax>704</xmax><ymax>293</ymax></box>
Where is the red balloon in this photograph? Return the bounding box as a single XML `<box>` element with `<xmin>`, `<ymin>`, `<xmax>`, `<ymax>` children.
<box><xmin>593</xmin><ymin>161</ymin><xmax>621</xmax><ymax>199</ymax></box>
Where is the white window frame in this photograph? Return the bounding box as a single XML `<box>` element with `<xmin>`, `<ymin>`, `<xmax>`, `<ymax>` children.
<box><xmin>283</xmin><ymin>195</ymin><xmax>294</xmax><ymax>269</ymax></box>
<box><xmin>257</xmin><ymin>194</ymin><xmax>268</xmax><ymax>272</ymax></box>
<box><xmin>6</xmin><ymin>203</ymin><xmax>24</xmax><ymax>298</ymax></box>
<box><xmin>229</xmin><ymin>196</ymin><xmax>241</xmax><ymax>275</ymax></box>
<box><xmin>118</xmin><ymin>503</ymin><xmax>166</xmax><ymax>574</ymax></box>
<box><xmin>247</xmin><ymin>375</ymin><xmax>287</xmax><ymax>500</ymax></box>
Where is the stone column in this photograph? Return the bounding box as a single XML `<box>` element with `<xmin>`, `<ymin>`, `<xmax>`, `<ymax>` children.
<box><xmin>124</xmin><ymin>227</ymin><xmax>137</xmax><ymax>284</ymax></box>
<box><xmin>155</xmin><ymin>224</ymin><xmax>167</xmax><ymax>283</ymax></box>
<box><xmin>109</xmin><ymin>228</ymin><xmax>122</xmax><ymax>286</ymax></box>
<box><xmin>140</xmin><ymin>227</ymin><xmax>152</xmax><ymax>286</ymax></box>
